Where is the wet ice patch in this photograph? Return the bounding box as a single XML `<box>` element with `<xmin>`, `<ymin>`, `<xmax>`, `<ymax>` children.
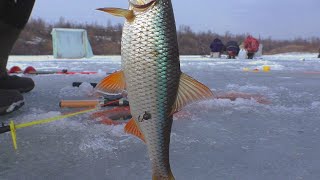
<box><xmin>311</xmin><ymin>101</ymin><xmax>320</xmax><ymax>109</ymax></box>
<box><xmin>226</xmin><ymin>84</ymin><xmax>270</xmax><ymax>92</ymax></box>
<box><xmin>171</xmin><ymin>133</ymin><xmax>199</xmax><ymax>146</ymax></box>
<box><xmin>46</xmin><ymin>116</ymin><xmax>87</xmax><ymax>131</ymax></box>
<box><xmin>183</xmin><ymin>98</ymin><xmax>265</xmax><ymax>116</ymax></box>
<box><xmin>247</xmin><ymin>60</ymin><xmax>273</xmax><ymax>65</ymax></box>
<box><xmin>266</xmin><ymin>105</ymin><xmax>307</xmax><ymax>115</ymax></box>
<box><xmin>13</xmin><ymin>109</ymin><xmax>61</xmax><ymax>123</ymax></box>
<box><xmin>79</xmin><ymin>136</ymin><xmax>118</xmax><ymax>152</ymax></box>
<box><xmin>78</xmin><ymin>124</ymin><xmax>130</xmax><ymax>153</ymax></box>
<box><xmin>213</xmin><ymin>98</ymin><xmax>263</xmax><ymax>108</ymax></box>
<box><xmin>99</xmin><ymin>124</ymin><xmax>127</xmax><ymax>137</ymax></box>
<box><xmin>173</xmin><ymin>110</ymin><xmax>194</xmax><ymax>121</ymax></box>
<box><xmin>59</xmin><ymin>86</ymin><xmax>82</xmax><ymax>97</ymax></box>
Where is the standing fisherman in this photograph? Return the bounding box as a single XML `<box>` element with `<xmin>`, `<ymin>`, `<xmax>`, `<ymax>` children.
<box><xmin>0</xmin><ymin>0</ymin><xmax>36</xmax><ymax>115</ymax></box>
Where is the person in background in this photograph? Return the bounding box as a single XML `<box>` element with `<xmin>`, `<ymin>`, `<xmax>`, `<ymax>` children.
<box><xmin>225</xmin><ymin>41</ymin><xmax>240</xmax><ymax>59</ymax></box>
<box><xmin>209</xmin><ymin>38</ymin><xmax>225</xmax><ymax>58</ymax></box>
<box><xmin>243</xmin><ymin>35</ymin><xmax>259</xmax><ymax>59</ymax></box>
<box><xmin>318</xmin><ymin>48</ymin><xmax>320</xmax><ymax>58</ymax></box>
<box><xmin>0</xmin><ymin>0</ymin><xmax>36</xmax><ymax>115</ymax></box>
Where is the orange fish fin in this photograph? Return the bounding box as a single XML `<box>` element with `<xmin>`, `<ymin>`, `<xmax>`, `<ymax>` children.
<box><xmin>95</xmin><ymin>70</ymin><xmax>126</xmax><ymax>94</ymax></box>
<box><xmin>96</xmin><ymin>8</ymin><xmax>135</xmax><ymax>22</ymax></box>
<box><xmin>124</xmin><ymin>118</ymin><xmax>145</xmax><ymax>142</ymax></box>
<box><xmin>171</xmin><ymin>72</ymin><xmax>214</xmax><ymax>115</ymax></box>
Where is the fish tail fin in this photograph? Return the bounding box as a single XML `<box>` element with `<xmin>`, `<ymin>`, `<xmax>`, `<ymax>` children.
<box><xmin>168</xmin><ymin>169</ymin><xmax>175</xmax><ymax>180</ymax></box>
<box><xmin>152</xmin><ymin>169</ymin><xmax>175</xmax><ymax>180</ymax></box>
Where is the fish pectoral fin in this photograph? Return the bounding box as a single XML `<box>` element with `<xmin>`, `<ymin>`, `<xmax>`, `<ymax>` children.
<box><xmin>96</xmin><ymin>8</ymin><xmax>135</xmax><ymax>22</ymax></box>
<box><xmin>95</xmin><ymin>70</ymin><xmax>126</xmax><ymax>94</ymax></box>
<box><xmin>124</xmin><ymin>118</ymin><xmax>145</xmax><ymax>142</ymax></box>
<box><xmin>171</xmin><ymin>72</ymin><xmax>214</xmax><ymax>115</ymax></box>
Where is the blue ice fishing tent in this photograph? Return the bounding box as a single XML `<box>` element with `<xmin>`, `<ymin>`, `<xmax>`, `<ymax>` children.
<box><xmin>51</xmin><ymin>28</ymin><xmax>93</xmax><ymax>59</ymax></box>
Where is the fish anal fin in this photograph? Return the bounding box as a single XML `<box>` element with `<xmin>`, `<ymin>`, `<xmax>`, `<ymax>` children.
<box><xmin>171</xmin><ymin>72</ymin><xmax>214</xmax><ymax>115</ymax></box>
<box><xmin>124</xmin><ymin>118</ymin><xmax>145</xmax><ymax>142</ymax></box>
<box><xmin>95</xmin><ymin>70</ymin><xmax>126</xmax><ymax>94</ymax></box>
<box><xmin>97</xmin><ymin>8</ymin><xmax>135</xmax><ymax>22</ymax></box>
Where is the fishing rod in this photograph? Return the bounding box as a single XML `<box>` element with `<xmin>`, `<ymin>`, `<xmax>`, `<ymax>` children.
<box><xmin>72</xmin><ymin>82</ymin><xmax>98</xmax><ymax>88</ymax></box>
<box><xmin>0</xmin><ymin>108</ymin><xmax>97</xmax><ymax>150</ymax></box>
<box><xmin>59</xmin><ymin>96</ymin><xmax>129</xmax><ymax>108</ymax></box>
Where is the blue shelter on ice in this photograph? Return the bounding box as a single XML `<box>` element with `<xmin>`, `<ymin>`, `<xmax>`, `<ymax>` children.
<box><xmin>51</xmin><ymin>28</ymin><xmax>93</xmax><ymax>59</ymax></box>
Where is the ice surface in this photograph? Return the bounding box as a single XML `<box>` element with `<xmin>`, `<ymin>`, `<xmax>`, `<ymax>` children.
<box><xmin>1</xmin><ymin>54</ymin><xmax>320</xmax><ymax>180</ymax></box>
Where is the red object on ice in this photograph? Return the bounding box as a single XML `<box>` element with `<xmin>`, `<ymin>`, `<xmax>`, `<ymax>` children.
<box><xmin>24</xmin><ymin>66</ymin><xmax>37</xmax><ymax>74</ymax></box>
<box><xmin>9</xmin><ymin>66</ymin><xmax>22</xmax><ymax>73</ymax></box>
<box><xmin>91</xmin><ymin>107</ymin><xmax>132</xmax><ymax>125</ymax></box>
<box><xmin>78</xmin><ymin>71</ymin><xmax>98</xmax><ymax>74</ymax></box>
<box><xmin>244</xmin><ymin>36</ymin><xmax>260</xmax><ymax>53</ymax></box>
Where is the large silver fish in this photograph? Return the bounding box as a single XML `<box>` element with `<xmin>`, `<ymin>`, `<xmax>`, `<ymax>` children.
<box><xmin>97</xmin><ymin>0</ymin><xmax>213</xmax><ymax>179</ymax></box>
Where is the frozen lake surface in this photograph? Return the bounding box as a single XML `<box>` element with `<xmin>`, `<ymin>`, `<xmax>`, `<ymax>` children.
<box><xmin>1</xmin><ymin>54</ymin><xmax>320</xmax><ymax>180</ymax></box>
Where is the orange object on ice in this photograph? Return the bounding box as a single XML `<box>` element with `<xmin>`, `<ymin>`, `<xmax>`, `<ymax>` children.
<box><xmin>91</xmin><ymin>107</ymin><xmax>132</xmax><ymax>125</ymax></box>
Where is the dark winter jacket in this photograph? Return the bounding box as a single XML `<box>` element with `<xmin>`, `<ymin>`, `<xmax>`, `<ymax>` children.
<box><xmin>210</xmin><ymin>38</ymin><xmax>225</xmax><ymax>52</ymax></box>
<box><xmin>226</xmin><ymin>41</ymin><xmax>240</xmax><ymax>55</ymax></box>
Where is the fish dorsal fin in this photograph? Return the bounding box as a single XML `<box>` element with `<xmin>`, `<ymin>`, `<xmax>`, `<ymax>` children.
<box><xmin>124</xmin><ymin>118</ymin><xmax>145</xmax><ymax>142</ymax></box>
<box><xmin>171</xmin><ymin>73</ymin><xmax>214</xmax><ymax>114</ymax></box>
<box><xmin>97</xmin><ymin>8</ymin><xmax>135</xmax><ymax>22</ymax></box>
<box><xmin>95</xmin><ymin>70</ymin><xmax>126</xmax><ymax>94</ymax></box>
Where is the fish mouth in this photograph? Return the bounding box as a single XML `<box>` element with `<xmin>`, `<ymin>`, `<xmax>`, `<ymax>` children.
<box><xmin>129</xmin><ymin>0</ymin><xmax>156</xmax><ymax>11</ymax></box>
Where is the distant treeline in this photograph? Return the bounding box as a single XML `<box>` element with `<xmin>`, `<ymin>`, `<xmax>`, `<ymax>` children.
<box><xmin>12</xmin><ymin>18</ymin><xmax>320</xmax><ymax>55</ymax></box>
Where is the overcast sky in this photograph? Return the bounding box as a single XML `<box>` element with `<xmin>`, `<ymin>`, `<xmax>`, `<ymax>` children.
<box><xmin>30</xmin><ymin>0</ymin><xmax>320</xmax><ymax>40</ymax></box>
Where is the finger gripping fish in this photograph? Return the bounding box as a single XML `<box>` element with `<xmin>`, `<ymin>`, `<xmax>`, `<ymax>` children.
<box><xmin>97</xmin><ymin>0</ymin><xmax>213</xmax><ymax>179</ymax></box>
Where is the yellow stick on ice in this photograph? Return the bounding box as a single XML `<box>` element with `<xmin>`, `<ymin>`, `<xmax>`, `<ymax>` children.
<box><xmin>8</xmin><ymin>108</ymin><xmax>98</xmax><ymax>150</ymax></box>
<box><xmin>9</xmin><ymin>121</ymin><xmax>17</xmax><ymax>150</ymax></box>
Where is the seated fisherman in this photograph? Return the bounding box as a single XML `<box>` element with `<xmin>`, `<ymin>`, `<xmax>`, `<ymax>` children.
<box><xmin>209</xmin><ymin>38</ymin><xmax>225</xmax><ymax>58</ymax></box>
<box><xmin>244</xmin><ymin>35</ymin><xmax>259</xmax><ymax>59</ymax></box>
<box><xmin>226</xmin><ymin>41</ymin><xmax>240</xmax><ymax>59</ymax></box>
